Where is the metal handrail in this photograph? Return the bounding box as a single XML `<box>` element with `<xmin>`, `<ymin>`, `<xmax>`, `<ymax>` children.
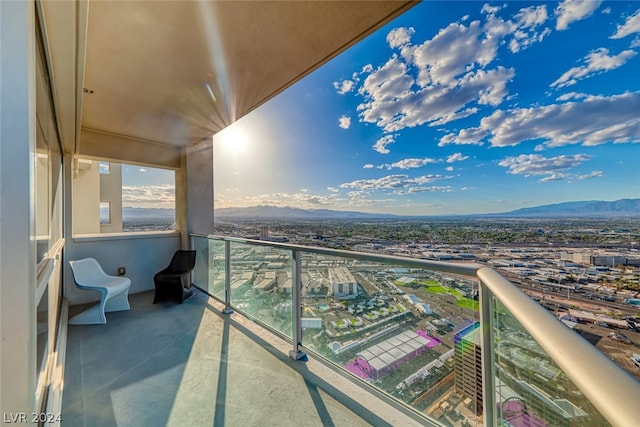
<box><xmin>190</xmin><ymin>233</ymin><xmax>482</xmax><ymax>276</ymax></box>
<box><xmin>191</xmin><ymin>233</ymin><xmax>640</xmax><ymax>426</ymax></box>
<box><xmin>478</xmin><ymin>268</ymin><xmax>640</xmax><ymax>427</ymax></box>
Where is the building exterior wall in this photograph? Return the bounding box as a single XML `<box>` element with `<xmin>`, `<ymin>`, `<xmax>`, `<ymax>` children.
<box><xmin>329</xmin><ymin>266</ymin><xmax>358</xmax><ymax>298</ymax></box>
<box><xmin>100</xmin><ymin>162</ymin><xmax>123</xmax><ymax>233</ymax></box>
<box><xmin>72</xmin><ymin>160</ymin><xmax>100</xmax><ymax>234</ymax></box>
<box><xmin>64</xmin><ymin>232</ymin><xmax>180</xmax><ymax>305</ymax></box>
<box><xmin>591</xmin><ymin>255</ymin><xmax>627</xmax><ymax>267</ymax></box>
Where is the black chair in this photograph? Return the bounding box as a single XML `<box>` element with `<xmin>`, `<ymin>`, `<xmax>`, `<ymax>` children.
<box><xmin>153</xmin><ymin>250</ymin><xmax>197</xmax><ymax>304</ymax></box>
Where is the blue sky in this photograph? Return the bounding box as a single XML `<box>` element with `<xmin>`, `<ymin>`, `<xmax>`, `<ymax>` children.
<box><xmin>211</xmin><ymin>1</ymin><xmax>640</xmax><ymax>215</ymax></box>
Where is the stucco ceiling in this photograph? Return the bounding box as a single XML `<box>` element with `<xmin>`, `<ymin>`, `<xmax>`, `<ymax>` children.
<box><xmin>77</xmin><ymin>0</ymin><xmax>416</xmax><ymax>156</ymax></box>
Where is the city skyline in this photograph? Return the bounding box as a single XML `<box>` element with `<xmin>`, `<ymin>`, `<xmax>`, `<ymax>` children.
<box><xmin>134</xmin><ymin>1</ymin><xmax>639</xmax><ymax>214</ymax></box>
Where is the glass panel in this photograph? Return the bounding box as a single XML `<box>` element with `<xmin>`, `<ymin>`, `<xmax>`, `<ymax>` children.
<box><xmin>299</xmin><ymin>252</ymin><xmax>480</xmax><ymax>426</ymax></box>
<box><xmin>36</xmin><ymin>285</ymin><xmax>49</xmax><ymax>386</ymax></box>
<box><xmin>73</xmin><ymin>160</ymin><xmax>175</xmax><ymax>234</ymax></box>
<box><xmin>34</xmin><ymin>15</ymin><xmax>64</xmax><ymax>411</ymax></box>
<box><xmin>99</xmin><ymin>161</ymin><xmax>110</xmax><ymax>174</ymax></box>
<box><xmin>229</xmin><ymin>241</ymin><xmax>292</xmax><ymax>338</ymax></box>
<box><xmin>492</xmin><ymin>298</ymin><xmax>609</xmax><ymax>427</ymax></box>
<box><xmin>209</xmin><ymin>239</ymin><xmax>226</xmax><ymax>300</ymax></box>
<box><xmin>192</xmin><ymin>236</ymin><xmax>226</xmax><ymax>300</ymax></box>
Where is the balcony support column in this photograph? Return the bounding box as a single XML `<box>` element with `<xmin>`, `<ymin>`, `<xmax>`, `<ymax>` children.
<box><xmin>289</xmin><ymin>250</ymin><xmax>307</xmax><ymax>361</ymax></box>
<box><xmin>479</xmin><ymin>280</ymin><xmax>496</xmax><ymax>426</ymax></box>
<box><xmin>186</xmin><ymin>138</ymin><xmax>214</xmax><ymax>236</ymax></box>
<box><xmin>222</xmin><ymin>240</ymin><xmax>233</xmax><ymax>314</ymax></box>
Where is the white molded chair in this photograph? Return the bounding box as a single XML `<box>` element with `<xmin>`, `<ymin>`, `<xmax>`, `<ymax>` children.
<box><xmin>69</xmin><ymin>258</ymin><xmax>131</xmax><ymax>325</ymax></box>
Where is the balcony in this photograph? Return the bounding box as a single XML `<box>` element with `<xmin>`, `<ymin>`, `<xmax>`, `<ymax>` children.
<box><xmin>62</xmin><ymin>289</ymin><xmax>421</xmax><ymax>426</ymax></box>
<box><xmin>62</xmin><ymin>235</ymin><xmax>640</xmax><ymax>426</ymax></box>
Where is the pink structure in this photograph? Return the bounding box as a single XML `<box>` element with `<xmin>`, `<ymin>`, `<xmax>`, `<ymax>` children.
<box><xmin>344</xmin><ymin>329</ymin><xmax>442</xmax><ymax>380</ymax></box>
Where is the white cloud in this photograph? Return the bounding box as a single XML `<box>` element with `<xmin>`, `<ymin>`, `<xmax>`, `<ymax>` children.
<box><xmin>340</xmin><ymin>174</ymin><xmax>450</xmax><ymax>191</ymax></box>
<box><xmin>341</xmin><ymin>174</ymin><xmax>409</xmax><ymax>190</ymax></box>
<box><xmin>393</xmin><ymin>186</ymin><xmax>452</xmax><ymax>195</ymax></box>
<box><xmin>373</xmin><ymin>134</ymin><xmax>398</xmax><ymax>154</ymax></box>
<box><xmin>445</xmin><ymin>166</ymin><xmax>454</xmax><ymax>172</ymax></box>
<box><xmin>412</xmin><ymin>20</ymin><xmax>498</xmax><ymax>86</ymax></box>
<box><xmin>327</xmin><ymin>187</ymin><xmax>340</xmax><ymax>193</ymax></box>
<box><xmin>242</xmin><ymin>191</ymin><xmax>342</xmax><ymax>208</ymax></box>
<box><xmin>441</xmin><ymin>91</ymin><xmax>640</xmax><ymax>148</ymax></box>
<box><xmin>515</xmin><ymin>5</ymin><xmax>549</xmax><ymax>27</ymax></box>
<box><xmin>556</xmin><ymin>91</ymin><xmax>588</xmax><ymax>101</ymax></box>
<box><xmin>446</xmin><ymin>152</ymin><xmax>469</xmax><ymax>163</ymax></box>
<box><xmin>481</xmin><ymin>4</ymin><xmax>502</xmax><ymax>15</ymax></box>
<box><xmin>508</xmin><ymin>6</ymin><xmax>551</xmax><ymax>53</ymax></box>
<box><xmin>498</xmin><ymin>153</ymin><xmax>594</xmax><ymax>182</ymax></box>
<box><xmin>611</xmin><ymin>8</ymin><xmax>640</xmax><ymax>39</ymax></box>
<box><xmin>138</xmin><ymin>168</ymin><xmax>148</xmax><ymax>172</ymax></box>
<box><xmin>461</xmin><ymin>186</ymin><xmax>473</xmax><ymax>191</ymax></box>
<box><xmin>551</xmin><ymin>48</ymin><xmax>637</xmax><ymax>88</ymax></box>
<box><xmin>439</xmin><ymin>127</ymin><xmax>488</xmax><ymax>147</ymax></box>
<box><xmin>409</xmin><ymin>174</ymin><xmax>451</xmax><ymax>185</ymax></box>
<box><xmin>363</xmin><ymin>164</ymin><xmax>375</xmax><ymax>169</ymax></box>
<box><xmin>359</xmin><ymin>65</ymin><xmax>514</xmax><ymax>133</ymax></box>
<box><xmin>378</xmin><ymin>157</ymin><xmax>437</xmax><ymax>170</ymax></box>
<box><xmin>338</xmin><ymin>115</ymin><xmax>351</xmax><ymax>129</ymax></box>
<box><xmin>578</xmin><ymin>170</ymin><xmax>605</xmax><ymax>180</ymax></box>
<box><xmin>555</xmin><ymin>0</ymin><xmax>602</xmax><ymax>31</ymax></box>
<box><xmin>499</xmin><ymin>153</ymin><xmax>590</xmax><ymax>174</ymax></box>
<box><xmin>359</xmin><ymin>55</ymin><xmax>413</xmax><ymax>97</ymax></box>
<box><xmin>387</xmin><ymin>27</ymin><xmax>415</xmax><ymax>48</ymax></box>
<box><xmin>122</xmin><ymin>184</ymin><xmax>175</xmax><ymax>208</ymax></box>
<box><xmin>540</xmin><ymin>173</ymin><xmax>571</xmax><ymax>182</ymax></box>
<box><xmin>352</xmin><ymin>5</ymin><xmax>556</xmax><ymax>135</ymax></box>
<box><xmin>333</xmin><ymin>79</ymin><xmax>355</xmax><ymax>94</ymax></box>
<box><xmin>601</xmin><ymin>7</ymin><xmax>611</xmax><ymax>15</ymax></box>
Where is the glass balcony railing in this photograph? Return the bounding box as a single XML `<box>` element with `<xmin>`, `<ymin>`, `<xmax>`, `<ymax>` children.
<box><xmin>191</xmin><ymin>234</ymin><xmax>640</xmax><ymax>427</ymax></box>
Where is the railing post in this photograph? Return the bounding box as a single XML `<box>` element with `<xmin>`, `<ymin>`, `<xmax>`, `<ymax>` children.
<box><xmin>289</xmin><ymin>250</ymin><xmax>307</xmax><ymax>361</ymax></box>
<box><xmin>222</xmin><ymin>240</ymin><xmax>233</xmax><ymax>314</ymax></box>
<box><xmin>479</xmin><ymin>280</ymin><xmax>496</xmax><ymax>426</ymax></box>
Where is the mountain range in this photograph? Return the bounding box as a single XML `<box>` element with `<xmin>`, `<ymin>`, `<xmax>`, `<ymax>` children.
<box><xmin>493</xmin><ymin>199</ymin><xmax>640</xmax><ymax>218</ymax></box>
<box><xmin>121</xmin><ymin>199</ymin><xmax>639</xmax><ymax>220</ymax></box>
<box><xmin>213</xmin><ymin>199</ymin><xmax>640</xmax><ymax>220</ymax></box>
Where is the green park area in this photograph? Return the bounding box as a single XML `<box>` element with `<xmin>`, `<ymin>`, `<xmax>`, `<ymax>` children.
<box><xmin>456</xmin><ymin>297</ymin><xmax>480</xmax><ymax>311</ymax></box>
<box><xmin>424</xmin><ymin>284</ymin><xmax>479</xmax><ymax>311</ymax></box>
<box><xmin>425</xmin><ymin>284</ymin><xmax>448</xmax><ymax>294</ymax></box>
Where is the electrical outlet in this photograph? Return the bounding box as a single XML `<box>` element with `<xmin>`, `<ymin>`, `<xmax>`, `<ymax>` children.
<box><xmin>117</xmin><ymin>267</ymin><xmax>126</xmax><ymax>276</ymax></box>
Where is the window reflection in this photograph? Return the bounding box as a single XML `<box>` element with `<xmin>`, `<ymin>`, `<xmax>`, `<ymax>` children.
<box><xmin>34</xmin><ymin>38</ymin><xmax>51</xmax><ymax>264</ymax></box>
<box><xmin>36</xmin><ymin>286</ymin><xmax>49</xmax><ymax>378</ymax></box>
<box><xmin>100</xmin><ymin>202</ymin><xmax>111</xmax><ymax>224</ymax></box>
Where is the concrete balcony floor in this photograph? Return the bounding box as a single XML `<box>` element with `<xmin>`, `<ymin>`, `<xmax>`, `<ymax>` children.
<box><xmin>62</xmin><ymin>289</ymin><xmax>426</xmax><ymax>426</ymax></box>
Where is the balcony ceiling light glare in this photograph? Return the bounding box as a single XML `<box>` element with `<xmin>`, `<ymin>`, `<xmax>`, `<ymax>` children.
<box><xmin>205</xmin><ymin>83</ymin><xmax>217</xmax><ymax>103</ymax></box>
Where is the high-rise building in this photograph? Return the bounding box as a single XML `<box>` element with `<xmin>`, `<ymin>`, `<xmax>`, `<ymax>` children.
<box><xmin>454</xmin><ymin>322</ymin><xmax>483</xmax><ymax>414</ymax></box>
